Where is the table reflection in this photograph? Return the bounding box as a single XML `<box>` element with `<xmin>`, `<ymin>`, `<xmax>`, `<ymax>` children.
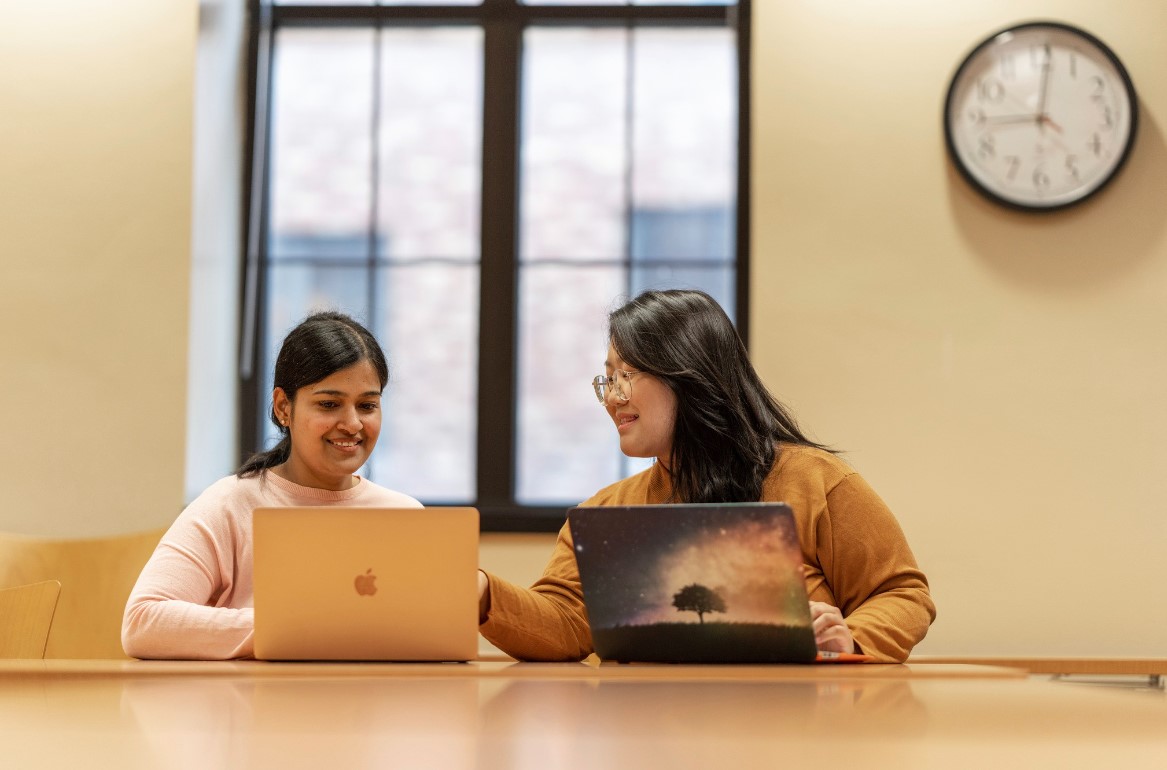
<box><xmin>120</xmin><ymin>676</ymin><xmax>480</xmax><ymax>768</ymax></box>
<box><xmin>477</xmin><ymin>677</ymin><xmax>927</xmax><ymax>768</ymax></box>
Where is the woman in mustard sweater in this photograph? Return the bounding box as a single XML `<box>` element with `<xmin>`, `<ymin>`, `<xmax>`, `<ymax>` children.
<box><xmin>478</xmin><ymin>289</ymin><xmax>935</xmax><ymax>663</ymax></box>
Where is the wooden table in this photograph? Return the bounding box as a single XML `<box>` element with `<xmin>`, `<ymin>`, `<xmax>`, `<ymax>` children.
<box><xmin>2</xmin><ymin>659</ymin><xmax>1165</xmax><ymax>769</ymax></box>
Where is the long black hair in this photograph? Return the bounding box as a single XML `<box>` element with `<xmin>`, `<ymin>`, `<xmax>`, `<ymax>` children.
<box><xmin>608</xmin><ymin>289</ymin><xmax>831</xmax><ymax>503</ymax></box>
<box><xmin>237</xmin><ymin>311</ymin><xmax>389</xmax><ymax>478</ymax></box>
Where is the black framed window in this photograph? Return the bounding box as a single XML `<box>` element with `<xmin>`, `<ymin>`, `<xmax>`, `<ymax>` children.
<box><xmin>241</xmin><ymin>0</ymin><xmax>751</xmax><ymax>531</ymax></box>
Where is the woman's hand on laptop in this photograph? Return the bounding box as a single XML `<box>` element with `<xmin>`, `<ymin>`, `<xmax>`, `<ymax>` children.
<box><xmin>477</xmin><ymin>569</ymin><xmax>491</xmax><ymax>624</ymax></box>
<box><xmin>810</xmin><ymin>601</ymin><xmax>855</xmax><ymax>654</ymax></box>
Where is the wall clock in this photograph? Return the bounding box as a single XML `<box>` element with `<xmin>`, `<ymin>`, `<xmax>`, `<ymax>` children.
<box><xmin>944</xmin><ymin>21</ymin><xmax>1138</xmax><ymax>211</ymax></box>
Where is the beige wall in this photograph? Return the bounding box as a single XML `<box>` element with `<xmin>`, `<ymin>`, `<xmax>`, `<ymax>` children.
<box><xmin>0</xmin><ymin>1</ymin><xmax>197</xmax><ymax>536</ymax></box>
<box><xmin>753</xmin><ymin>1</ymin><xmax>1167</xmax><ymax>655</ymax></box>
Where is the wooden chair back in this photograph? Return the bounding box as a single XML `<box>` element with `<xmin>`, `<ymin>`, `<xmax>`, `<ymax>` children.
<box><xmin>0</xmin><ymin>529</ymin><xmax>166</xmax><ymax>658</ymax></box>
<box><xmin>0</xmin><ymin>579</ymin><xmax>62</xmax><ymax>658</ymax></box>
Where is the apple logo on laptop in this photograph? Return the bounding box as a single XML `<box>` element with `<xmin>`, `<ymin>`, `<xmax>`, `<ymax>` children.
<box><xmin>354</xmin><ymin>568</ymin><xmax>378</xmax><ymax>596</ymax></box>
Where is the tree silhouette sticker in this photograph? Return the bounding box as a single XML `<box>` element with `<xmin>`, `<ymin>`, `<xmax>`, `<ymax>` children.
<box><xmin>671</xmin><ymin>583</ymin><xmax>727</xmax><ymax>624</ymax></box>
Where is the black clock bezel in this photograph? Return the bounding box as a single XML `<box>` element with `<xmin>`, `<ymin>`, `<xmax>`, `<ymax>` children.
<box><xmin>943</xmin><ymin>20</ymin><xmax>1139</xmax><ymax>213</ymax></box>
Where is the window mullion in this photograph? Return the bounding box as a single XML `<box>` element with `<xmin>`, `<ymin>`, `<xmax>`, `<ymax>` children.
<box><xmin>240</xmin><ymin>0</ymin><xmax>276</xmax><ymax>467</ymax></box>
<box><xmin>734</xmin><ymin>0</ymin><xmax>751</xmax><ymax>347</ymax></box>
<box><xmin>476</xmin><ymin>8</ymin><xmax>522</xmax><ymax>517</ymax></box>
<box><xmin>368</xmin><ymin>26</ymin><xmax>383</xmax><ymax>341</ymax></box>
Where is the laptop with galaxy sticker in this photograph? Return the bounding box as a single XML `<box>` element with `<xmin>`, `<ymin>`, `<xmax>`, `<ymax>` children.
<box><xmin>569</xmin><ymin>503</ymin><xmax>868</xmax><ymax>664</ymax></box>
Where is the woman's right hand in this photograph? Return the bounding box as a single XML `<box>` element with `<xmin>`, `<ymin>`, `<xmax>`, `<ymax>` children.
<box><xmin>477</xmin><ymin>569</ymin><xmax>491</xmax><ymax>624</ymax></box>
<box><xmin>809</xmin><ymin>600</ymin><xmax>855</xmax><ymax>654</ymax></box>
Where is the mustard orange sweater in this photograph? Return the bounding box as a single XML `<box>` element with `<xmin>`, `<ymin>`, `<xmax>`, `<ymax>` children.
<box><xmin>480</xmin><ymin>444</ymin><xmax>935</xmax><ymax>663</ymax></box>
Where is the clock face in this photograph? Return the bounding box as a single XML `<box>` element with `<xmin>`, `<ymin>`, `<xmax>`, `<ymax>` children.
<box><xmin>944</xmin><ymin>22</ymin><xmax>1138</xmax><ymax>211</ymax></box>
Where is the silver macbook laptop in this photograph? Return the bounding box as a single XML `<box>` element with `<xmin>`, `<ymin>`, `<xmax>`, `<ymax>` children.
<box><xmin>568</xmin><ymin>502</ymin><xmax>823</xmax><ymax>664</ymax></box>
<box><xmin>252</xmin><ymin>506</ymin><xmax>479</xmax><ymax>662</ymax></box>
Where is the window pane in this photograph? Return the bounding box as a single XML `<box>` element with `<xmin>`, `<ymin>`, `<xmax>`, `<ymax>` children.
<box><xmin>371</xmin><ymin>264</ymin><xmax>478</xmax><ymax>501</ymax></box>
<box><xmin>260</xmin><ymin>263</ymin><xmax>478</xmax><ymax>500</ymax></box>
<box><xmin>520</xmin><ymin>27</ymin><xmax>628</xmax><ymax>262</ymax></box>
<box><xmin>631</xmin><ymin>27</ymin><xmax>736</xmax><ymax>259</ymax></box>
<box><xmin>276</xmin><ymin>0</ymin><xmax>373</xmax><ymax>5</ymax></box>
<box><xmin>522</xmin><ymin>0</ymin><xmax>627</xmax><ymax>4</ymax></box>
<box><xmin>516</xmin><ymin>25</ymin><xmax>738</xmax><ymax>504</ymax></box>
<box><xmin>629</xmin><ymin>263</ymin><xmax>735</xmax><ymax>318</ymax></box>
<box><xmin>277</xmin><ymin>1</ymin><xmax>482</xmax><ymax>5</ymax></box>
<box><xmin>515</xmin><ymin>266</ymin><xmax>652</xmax><ymax>504</ymax></box>
<box><xmin>378</xmin><ymin>28</ymin><xmax>482</xmax><ymax>262</ymax></box>
<box><xmin>524</xmin><ymin>1</ymin><xmax>734</xmax><ymax>6</ymax></box>
<box><xmin>270</xmin><ymin>28</ymin><xmax>375</xmax><ymax>261</ymax></box>
<box><xmin>260</xmin><ymin>263</ymin><xmax>375</xmax><ymax>454</ymax></box>
<box><xmin>264</xmin><ymin>25</ymin><xmax>482</xmax><ymax>502</ymax></box>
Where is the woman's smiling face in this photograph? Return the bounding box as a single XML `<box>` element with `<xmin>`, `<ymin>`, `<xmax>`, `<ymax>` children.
<box><xmin>272</xmin><ymin>359</ymin><xmax>383</xmax><ymax>491</ymax></box>
<box><xmin>603</xmin><ymin>343</ymin><xmax>677</xmax><ymax>467</ymax></box>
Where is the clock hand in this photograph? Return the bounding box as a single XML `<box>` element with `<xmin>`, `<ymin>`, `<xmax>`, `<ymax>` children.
<box><xmin>1039</xmin><ymin>114</ymin><xmax>1064</xmax><ymax>134</ymax></box>
<box><xmin>1040</xmin><ymin>127</ymin><xmax>1072</xmax><ymax>159</ymax></box>
<box><xmin>1036</xmin><ymin>43</ymin><xmax>1053</xmax><ymax>118</ymax></box>
<box><xmin>984</xmin><ymin>114</ymin><xmax>1041</xmax><ymax>125</ymax></box>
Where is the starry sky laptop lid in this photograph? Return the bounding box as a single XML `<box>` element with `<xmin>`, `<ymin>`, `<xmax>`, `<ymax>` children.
<box><xmin>568</xmin><ymin>503</ymin><xmax>819</xmax><ymax>664</ymax></box>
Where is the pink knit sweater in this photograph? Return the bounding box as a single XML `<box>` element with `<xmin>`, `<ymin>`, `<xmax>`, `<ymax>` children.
<box><xmin>122</xmin><ymin>471</ymin><xmax>420</xmax><ymax>660</ymax></box>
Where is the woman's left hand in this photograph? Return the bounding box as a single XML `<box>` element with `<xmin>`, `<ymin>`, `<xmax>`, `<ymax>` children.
<box><xmin>809</xmin><ymin>601</ymin><xmax>855</xmax><ymax>654</ymax></box>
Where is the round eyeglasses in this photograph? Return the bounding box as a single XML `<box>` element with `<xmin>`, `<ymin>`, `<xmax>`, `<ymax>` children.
<box><xmin>592</xmin><ymin>369</ymin><xmax>639</xmax><ymax>403</ymax></box>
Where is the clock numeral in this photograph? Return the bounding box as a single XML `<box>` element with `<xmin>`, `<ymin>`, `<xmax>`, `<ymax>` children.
<box><xmin>977</xmin><ymin>78</ymin><xmax>1006</xmax><ymax>103</ymax></box>
<box><xmin>1065</xmin><ymin>155</ymin><xmax>1080</xmax><ymax>181</ymax></box>
<box><xmin>1069</xmin><ymin>53</ymin><xmax>1078</xmax><ymax>79</ymax></box>
<box><xmin>966</xmin><ymin>107</ymin><xmax>986</xmax><ymax>126</ymax></box>
<box><xmin>999</xmin><ymin>55</ymin><xmax>1016</xmax><ymax>80</ymax></box>
<box><xmin>1004</xmin><ymin>155</ymin><xmax>1021</xmax><ymax>181</ymax></box>
<box><xmin>1091</xmin><ymin>76</ymin><xmax>1105</xmax><ymax>96</ymax></box>
<box><xmin>1100</xmin><ymin>106</ymin><xmax>1114</xmax><ymax>129</ymax></box>
<box><xmin>1029</xmin><ymin>44</ymin><xmax>1051</xmax><ymax>69</ymax></box>
<box><xmin>977</xmin><ymin>135</ymin><xmax>996</xmax><ymax>160</ymax></box>
<box><xmin>1032</xmin><ymin>167</ymin><xmax>1051</xmax><ymax>190</ymax></box>
<box><xmin>1087</xmin><ymin>133</ymin><xmax>1103</xmax><ymax>157</ymax></box>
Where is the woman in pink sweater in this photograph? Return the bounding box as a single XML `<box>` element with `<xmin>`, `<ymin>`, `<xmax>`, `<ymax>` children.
<box><xmin>122</xmin><ymin>312</ymin><xmax>420</xmax><ymax>659</ymax></box>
